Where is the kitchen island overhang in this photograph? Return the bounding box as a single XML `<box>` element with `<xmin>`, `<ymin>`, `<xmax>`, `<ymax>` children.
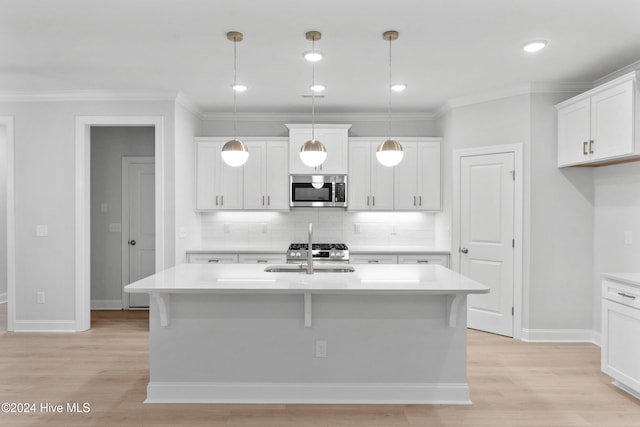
<box><xmin>125</xmin><ymin>263</ymin><xmax>489</xmax><ymax>404</ymax></box>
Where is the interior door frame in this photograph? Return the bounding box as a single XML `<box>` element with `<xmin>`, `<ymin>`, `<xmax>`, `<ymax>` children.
<box><xmin>0</xmin><ymin>117</ymin><xmax>16</xmax><ymax>331</ymax></box>
<box><xmin>122</xmin><ymin>156</ymin><xmax>155</xmax><ymax>309</ymax></box>
<box><xmin>76</xmin><ymin>116</ymin><xmax>164</xmax><ymax>331</ymax></box>
<box><xmin>452</xmin><ymin>143</ymin><xmax>523</xmax><ymax>340</ymax></box>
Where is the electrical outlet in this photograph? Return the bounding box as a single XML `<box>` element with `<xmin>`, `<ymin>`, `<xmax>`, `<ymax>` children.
<box><xmin>36</xmin><ymin>225</ymin><xmax>48</xmax><ymax>237</ymax></box>
<box><xmin>37</xmin><ymin>291</ymin><xmax>45</xmax><ymax>304</ymax></box>
<box><xmin>624</xmin><ymin>231</ymin><xmax>633</xmax><ymax>245</ymax></box>
<box><xmin>354</xmin><ymin>224</ymin><xmax>361</xmax><ymax>234</ymax></box>
<box><xmin>315</xmin><ymin>340</ymin><xmax>327</xmax><ymax>358</ymax></box>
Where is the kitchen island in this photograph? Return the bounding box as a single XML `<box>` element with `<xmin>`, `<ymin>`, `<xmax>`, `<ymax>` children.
<box><xmin>125</xmin><ymin>263</ymin><xmax>488</xmax><ymax>404</ymax></box>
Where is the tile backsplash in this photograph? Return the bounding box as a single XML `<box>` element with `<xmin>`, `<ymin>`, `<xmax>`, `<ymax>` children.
<box><xmin>200</xmin><ymin>209</ymin><xmax>442</xmax><ymax>250</ymax></box>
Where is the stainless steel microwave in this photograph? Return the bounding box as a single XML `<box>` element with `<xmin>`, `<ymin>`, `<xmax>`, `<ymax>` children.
<box><xmin>290</xmin><ymin>175</ymin><xmax>347</xmax><ymax>207</ymax></box>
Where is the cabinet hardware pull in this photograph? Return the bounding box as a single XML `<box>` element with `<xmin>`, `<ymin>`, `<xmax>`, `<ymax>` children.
<box><xmin>262</xmin><ymin>196</ymin><xmax>265</xmax><ymax>206</ymax></box>
<box><xmin>589</xmin><ymin>140</ymin><xmax>594</xmax><ymax>154</ymax></box>
<box><xmin>207</xmin><ymin>259</ymin><xmax>219</xmax><ymax>263</ymax></box>
<box><xmin>367</xmin><ymin>196</ymin><xmax>370</xmax><ymax>206</ymax></box>
<box><xmin>368</xmin><ymin>260</ymin><xmax>379</xmax><ymax>263</ymax></box>
<box><xmin>413</xmin><ymin>196</ymin><xmax>416</xmax><ymax>206</ymax></box>
<box><xmin>417</xmin><ymin>260</ymin><xmax>429</xmax><ymax>263</ymax></box>
<box><xmin>257</xmin><ymin>259</ymin><xmax>268</xmax><ymax>263</ymax></box>
<box><xmin>618</xmin><ymin>292</ymin><xmax>636</xmax><ymax>300</ymax></box>
<box><xmin>221</xmin><ymin>195</ymin><xmax>224</xmax><ymax>206</ymax></box>
<box><xmin>372</xmin><ymin>196</ymin><xmax>375</xmax><ymax>206</ymax></box>
<box><xmin>215</xmin><ymin>196</ymin><xmax>219</xmax><ymax>206</ymax></box>
<box><xmin>583</xmin><ymin>141</ymin><xmax>588</xmax><ymax>155</ymax></box>
<box><xmin>267</xmin><ymin>196</ymin><xmax>270</xmax><ymax>206</ymax></box>
<box><xmin>419</xmin><ymin>196</ymin><xmax>422</xmax><ymax>206</ymax></box>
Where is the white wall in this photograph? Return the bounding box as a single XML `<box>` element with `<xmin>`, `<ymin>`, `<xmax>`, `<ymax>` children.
<box><xmin>174</xmin><ymin>103</ymin><xmax>201</xmax><ymax>264</ymax></box>
<box><xmin>593</xmin><ymin>162</ymin><xmax>640</xmax><ymax>330</ymax></box>
<box><xmin>0</xmin><ymin>100</ymin><xmax>175</xmax><ymax>329</ymax></box>
<box><xmin>90</xmin><ymin>127</ymin><xmax>155</xmax><ymax>308</ymax></box>
<box><xmin>0</xmin><ymin>124</ymin><xmax>6</xmax><ymax>302</ymax></box>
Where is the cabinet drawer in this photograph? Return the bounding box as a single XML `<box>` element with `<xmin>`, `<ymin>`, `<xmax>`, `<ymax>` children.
<box><xmin>398</xmin><ymin>254</ymin><xmax>449</xmax><ymax>267</ymax></box>
<box><xmin>238</xmin><ymin>254</ymin><xmax>287</xmax><ymax>264</ymax></box>
<box><xmin>187</xmin><ymin>253</ymin><xmax>238</xmax><ymax>264</ymax></box>
<box><xmin>602</xmin><ymin>278</ymin><xmax>640</xmax><ymax>310</ymax></box>
<box><xmin>350</xmin><ymin>254</ymin><xmax>397</xmax><ymax>264</ymax></box>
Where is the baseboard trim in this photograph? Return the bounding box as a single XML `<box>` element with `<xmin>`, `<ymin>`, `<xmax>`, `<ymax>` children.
<box><xmin>521</xmin><ymin>328</ymin><xmax>599</xmax><ymax>344</ymax></box>
<box><xmin>145</xmin><ymin>382</ymin><xmax>472</xmax><ymax>405</ymax></box>
<box><xmin>13</xmin><ymin>320</ymin><xmax>77</xmax><ymax>332</ymax></box>
<box><xmin>91</xmin><ymin>299</ymin><xmax>122</xmax><ymax>310</ymax></box>
<box><xmin>0</xmin><ymin>292</ymin><xmax>6</xmax><ymax>304</ymax></box>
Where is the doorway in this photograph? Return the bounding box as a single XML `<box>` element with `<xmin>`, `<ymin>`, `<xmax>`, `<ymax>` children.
<box><xmin>453</xmin><ymin>144</ymin><xmax>523</xmax><ymax>339</ymax></box>
<box><xmin>0</xmin><ymin>117</ymin><xmax>14</xmax><ymax>332</ymax></box>
<box><xmin>90</xmin><ymin>127</ymin><xmax>155</xmax><ymax>310</ymax></box>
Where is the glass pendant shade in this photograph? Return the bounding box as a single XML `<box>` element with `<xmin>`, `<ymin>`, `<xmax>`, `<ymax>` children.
<box><xmin>376</xmin><ymin>139</ymin><xmax>404</xmax><ymax>167</ymax></box>
<box><xmin>299</xmin><ymin>139</ymin><xmax>327</xmax><ymax>167</ymax></box>
<box><xmin>221</xmin><ymin>139</ymin><xmax>249</xmax><ymax>167</ymax></box>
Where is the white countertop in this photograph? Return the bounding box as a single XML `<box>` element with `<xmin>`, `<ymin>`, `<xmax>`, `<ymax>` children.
<box><xmin>601</xmin><ymin>272</ymin><xmax>640</xmax><ymax>287</ymax></box>
<box><xmin>125</xmin><ymin>263</ymin><xmax>488</xmax><ymax>295</ymax></box>
<box><xmin>186</xmin><ymin>247</ymin><xmax>451</xmax><ymax>255</ymax></box>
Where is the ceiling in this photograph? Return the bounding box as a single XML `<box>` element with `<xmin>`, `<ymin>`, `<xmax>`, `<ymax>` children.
<box><xmin>3</xmin><ymin>0</ymin><xmax>640</xmax><ymax>114</ymax></box>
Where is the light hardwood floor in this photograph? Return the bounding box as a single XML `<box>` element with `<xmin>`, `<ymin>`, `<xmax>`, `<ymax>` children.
<box><xmin>0</xmin><ymin>308</ymin><xmax>639</xmax><ymax>426</ymax></box>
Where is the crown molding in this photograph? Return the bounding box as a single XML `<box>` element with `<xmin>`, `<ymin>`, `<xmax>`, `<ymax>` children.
<box><xmin>175</xmin><ymin>91</ymin><xmax>204</xmax><ymax>118</ymax></box>
<box><xmin>0</xmin><ymin>90</ymin><xmax>179</xmax><ymax>103</ymax></box>
<box><xmin>200</xmin><ymin>111</ymin><xmax>437</xmax><ymax>122</ymax></box>
<box><xmin>593</xmin><ymin>59</ymin><xmax>640</xmax><ymax>86</ymax></box>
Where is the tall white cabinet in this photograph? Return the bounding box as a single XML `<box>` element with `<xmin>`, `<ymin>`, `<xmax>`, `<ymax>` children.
<box><xmin>557</xmin><ymin>71</ymin><xmax>640</xmax><ymax>167</ymax></box>
<box><xmin>243</xmin><ymin>139</ymin><xmax>289</xmax><ymax>210</ymax></box>
<box><xmin>195</xmin><ymin>139</ymin><xmax>243</xmax><ymax>210</ymax></box>
<box><xmin>393</xmin><ymin>139</ymin><xmax>441</xmax><ymax>211</ymax></box>
<box><xmin>348</xmin><ymin>139</ymin><xmax>394</xmax><ymax>210</ymax></box>
<box><xmin>287</xmin><ymin>124</ymin><xmax>351</xmax><ymax>174</ymax></box>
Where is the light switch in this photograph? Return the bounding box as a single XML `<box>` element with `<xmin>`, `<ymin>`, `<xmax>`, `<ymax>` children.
<box><xmin>36</xmin><ymin>225</ymin><xmax>48</xmax><ymax>237</ymax></box>
<box><xmin>109</xmin><ymin>223</ymin><xmax>122</xmax><ymax>233</ymax></box>
<box><xmin>624</xmin><ymin>231</ymin><xmax>633</xmax><ymax>245</ymax></box>
<box><xmin>100</xmin><ymin>203</ymin><xmax>108</xmax><ymax>213</ymax></box>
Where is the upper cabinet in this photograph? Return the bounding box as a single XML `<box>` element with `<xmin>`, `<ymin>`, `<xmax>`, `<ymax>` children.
<box><xmin>394</xmin><ymin>139</ymin><xmax>441</xmax><ymax>211</ymax></box>
<box><xmin>243</xmin><ymin>139</ymin><xmax>289</xmax><ymax>210</ymax></box>
<box><xmin>195</xmin><ymin>137</ymin><xmax>288</xmax><ymax>211</ymax></box>
<box><xmin>195</xmin><ymin>139</ymin><xmax>243</xmax><ymax>210</ymax></box>
<box><xmin>287</xmin><ymin>124</ymin><xmax>351</xmax><ymax>174</ymax></box>
<box><xmin>348</xmin><ymin>139</ymin><xmax>395</xmax><ymax>210</ymax></box>
<box><xmin>557</xmin><ymin>71</ymin><xmax>640</xmax><ymax>167</ymax></box>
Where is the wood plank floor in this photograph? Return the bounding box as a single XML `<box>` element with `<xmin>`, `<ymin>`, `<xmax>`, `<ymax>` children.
<box><xmin>0</xmin><ymin>307</ymin><xmax>639</xmax><ymax>426</ymax></box>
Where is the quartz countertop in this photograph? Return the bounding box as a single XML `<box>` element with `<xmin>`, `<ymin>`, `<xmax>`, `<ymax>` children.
<box><xmin>601</xmin><ymin>272</ymin><xmax>640</xmax><ymax>287</ymax></box>
<box><xmin>125</xmin><ymin>263</ymin><xmax>488</xmax><ymax>295</ymax></box>
<box><xmin>186</xmin><ymin>247</ymin><xmax>451</xmax><ymax>255</ymax></box>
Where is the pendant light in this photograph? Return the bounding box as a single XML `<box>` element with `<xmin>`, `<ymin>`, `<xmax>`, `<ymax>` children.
<box><xmin>299</xmin><ymin>31</ymin><xmax>327</xmax><ymax>168</ymax></box>
<box><xmin>221</xmin><ymin>31</ymin><xmax>249</xmax><ymax>167</ymax></box>
<box><xmin>376</xmin><ymin>30</ymin><xmax>404</xmax><ymax>167</ymax></box>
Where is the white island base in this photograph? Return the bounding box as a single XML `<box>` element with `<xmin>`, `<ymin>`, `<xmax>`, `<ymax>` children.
<box><xmin>126</xmin><ymin>264</ymin><xmax>488</xmax><ymax>404</ymax></box>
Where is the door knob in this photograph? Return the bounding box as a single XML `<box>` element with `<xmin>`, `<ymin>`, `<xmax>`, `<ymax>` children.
<box><xmin>129</xmin><ymin>240</ymin><xmax>136</xmax><ymax>246</ymax></box>
<box><xmin>460</xmin><ymin>247</ymin><xmax>468</xmax><ymax>254</ymax></box>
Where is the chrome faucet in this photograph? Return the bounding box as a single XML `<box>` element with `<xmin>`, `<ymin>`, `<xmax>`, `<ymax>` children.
<box><xmin>306</xmin><ymin>223</ymin><xmax>314</xmax><ymax>274</ymax></box>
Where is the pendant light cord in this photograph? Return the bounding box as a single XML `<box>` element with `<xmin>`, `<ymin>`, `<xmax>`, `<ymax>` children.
<box><xmin>311</xmin><ymin>38</ymin><xmax>316</xmax><ymax>141</ymax></box>
<box><xmin>233</xmin><ymin>37</ymin><xmax>238</xmax><ymax>140</ymax></box>
<box><xmin>387</xmin><ymin>36</ymin><xmax>392</xmax><ymax>141</ymax></box>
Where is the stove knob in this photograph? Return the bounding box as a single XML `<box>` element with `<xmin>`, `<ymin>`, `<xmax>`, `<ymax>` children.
<box><xmin>338</xmin><ymin>251</ymin><xmax>344</xmax><ymax>257</ymax></box>
<box><xmin>295</xmin><ymin>252</ymin><xmax>301</xmax><ymax>257</ymax></box>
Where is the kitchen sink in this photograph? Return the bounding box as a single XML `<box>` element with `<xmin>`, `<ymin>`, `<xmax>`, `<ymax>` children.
<box><xmin>264</xmin><ymin>265</ymin><xmax>355</xmax><ymax>273</ymax></box>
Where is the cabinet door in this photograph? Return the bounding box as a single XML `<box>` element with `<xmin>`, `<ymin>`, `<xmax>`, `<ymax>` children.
<box><xmin>187</xmin><ymin>253</ymin><xmax>239</xmax><ymax>264</ymax></box>
<box><xmin>601</xmin><ymin>299</ymin><xmax>640</xmax><ymax>393</ymax></box>
<box><xmin>195</xmin><ymin>142</ymin><xmax>219</xmax><ymax>210</ymax></box>
<box><xmin>348</xmin><ymin>141</ymin><xmax>372</xmax><ymax>210</ymax></box>
<box><xmin>557</xmin><ymin>98</ymin><xmax>591</xmax><ymax>167</ymax></box>
<box><xmin>350</xmin><ymin>254</ymin><xmax>397</xmax><ymax>264</ymax></box>
<box><xmin>238</xmin><ymin>254</ymin><xmax>287</xmax><ymax>264</ymax></box>
<box><xmin>370</xmin><ymin>142</ymin><xmax>395</xmax><ymax>210</ymax></box>
<box><xmin>394</xmin><ymin>142</ymin><xmax>419</xmax><ymax>210</ymax></box>
<box><xmin>590</xmin><ymin>80</ymin><xmax>635</xmax><ymax>162</ymax></box>
<box><xmin>417</xmin><ymin>142</ymin><xmax>441</xmax><ymax>210</ymax></box>
<box><xmin>243</xmin><ymin>142</ymin><xmax>267</xmax><ymax>209</ymax></box>
<box><xmin>317</xmin><ymin>128</ymin><xmax>348</xmax><ymax>174</ymax></box>
<box><xmin>265</xmin><ymin>141</ymin><xmax>290</xmax><ymax>210</ymax></box>
<box><xmin>398</xmin><ymin>254</ymin><xmax>449</xmax><ymax>267</ymax></box>
<box><xmin>218</xmin><ymin>157</ymin><xmax>244</xmax><ymax>210</ymax></box>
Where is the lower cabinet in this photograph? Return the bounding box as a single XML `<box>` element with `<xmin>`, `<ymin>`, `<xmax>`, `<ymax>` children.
<box><xmin>350</xmin><ymin>254</ymin><xmax>398</xmax><ymax>264</ymax></box>
<box><xmin>398</xmin><ymin>254</ymin><xmax>449</xmax><ymax>267</ymax></box>
<box><xmin>601</xmin><ymin>274</ymin><xmax>640</xmax><ymax>398</ymax></box>
<box><xmin>350</xmin><ymin>253</ymin><xmax>449</xmax><ymax>267</ymax></box>
<box><xmin>238</xmin><ymin>254</ymin><xmax>287</xmax><ymax>264</ymax></box>
<box><xmin>187</xmin><ymin>253</ymin><xmax>286</xmax><ymax>265</ymax></box>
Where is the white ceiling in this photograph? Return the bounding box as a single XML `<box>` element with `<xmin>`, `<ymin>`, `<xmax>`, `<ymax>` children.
<box><xmin>3</xmin><ymin>0</ymin><xmax>640</xmax><ymax>114</ymax></box>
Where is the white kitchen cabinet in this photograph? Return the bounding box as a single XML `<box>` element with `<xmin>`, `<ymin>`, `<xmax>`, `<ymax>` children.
<box><xmin>601</xmin><ymin>274</ymin><xmax>640</xmax><ymax>398</ymax></box>
<box><xmin>195</xmin><ymin>139</ymin><xmax>243</xmax><ymax>210</ymax></box>
<box><xmin>350</xmin><ymin>254</ymin><xmax>398</xmax><ymax>264</ymax></box>
<box><xmin>238</xmin><ymin>254</ymin><xmax>287</xmax><ymax>264</ymax></box>
<box><xmin>348</xmin><ymin>139</ymin><xmax>394</xmax><ymax>210</ymax></box>
<box><xmin>557</xmin><ymin>71</ymin><xmax>640</xmax><ymax>167</ymax></box>
<box><xmin>187</xmin><ymin>253</ymin><xmax>239</xmax><ymax>264</ymax></box>
<box><xmin>287</xmin><ymin>124</ymin><xmax>351</xmax><ymax>174</ymax></box>
<box><xmin>398</xmin><ymin>254</ymin><xmax>449</xmax><ymax>267</ymax></box>
<box><xmin>243</xmin><ymin>139</ymin><xmax>289</xmax><ymax>210</ymax></box>
<box><xmin>394</xmin><ymin>139</ymin><xmax>441</xmax><ymax>211</ymax></box>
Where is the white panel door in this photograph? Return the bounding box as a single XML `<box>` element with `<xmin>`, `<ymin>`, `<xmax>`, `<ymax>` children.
<box><xmin>460</xmin><ymin>152</ymin><xmax>514</xmax><ymax>337</ymax></box>
<box><xmin>126</xmin><ymin>159</ymin><xmax>155</xmax><ymax>308</ymax></box>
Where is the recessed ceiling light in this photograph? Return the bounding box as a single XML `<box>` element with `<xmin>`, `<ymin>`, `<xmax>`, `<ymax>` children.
<box><xmin>523</xmin><ymin>40</ymin><xmax>548</xmax><ymax>53</ymax></box>
<box><xmin>231</xmin><ymin>83</ymin><xmax>248</xmax><ymax>92</ymax></box>
<box><xmin>391</xmin><ymin>83</ymin><xmax>407</xmax><ymax>92</ymax></box>
<box><xmin>303</xmin><ymin>50</ymin><xmax>324</xmax><ymax>62</ymax></box>
<box><xmin>310</xmin><ymin>84</ymin><xmax>326</xmax><ymax>93</ymax></box>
